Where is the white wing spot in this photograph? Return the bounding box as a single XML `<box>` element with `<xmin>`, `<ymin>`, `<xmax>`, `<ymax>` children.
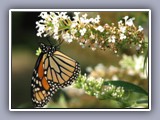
<box><xmin>39</xmin><ymin>81</ymin><xmax>42</xmax><ymax>87</ymax></box>
<box><xmin>42</xmin><ymin>90</ymin><xmax>46</xmax><ymax>94</ymax></box>
<box><xmin>36</xmin><ymin>80</ymin><xmax>39</xmax><ymax>84</ymax></box>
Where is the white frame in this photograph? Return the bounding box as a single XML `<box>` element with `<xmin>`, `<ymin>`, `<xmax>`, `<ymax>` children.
<box><xmin>9</xmin><ymin>9</ymin><xmax>151</xmax><ymax>111</ymax></box>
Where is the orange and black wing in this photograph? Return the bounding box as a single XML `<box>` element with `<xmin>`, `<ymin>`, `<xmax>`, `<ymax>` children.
<box><xmin>31</xmin><ymin>50</ymin><xmax>80</xmax><ymax>108</ymax></box>
<box><xmin>31</xmin><ymin>53</ymin><xmax>58</xmax><ymax>108</ymax></box>
<box><xmin>44</xmin><ymin>51</ymin><xmax>81</xmax><ymax>88</ymax></box>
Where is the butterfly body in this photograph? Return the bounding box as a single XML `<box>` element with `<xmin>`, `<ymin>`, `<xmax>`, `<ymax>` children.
<box><xmin>31</xmin><ymin>43</ymin><xmax>80</xmax><ymax>107</ymax></box>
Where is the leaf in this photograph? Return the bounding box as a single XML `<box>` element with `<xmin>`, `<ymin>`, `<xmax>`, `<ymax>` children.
<box><xmin>103</xmin><ymin>80</ymin><xmax>148</xmax><ymax>95</ymax></box>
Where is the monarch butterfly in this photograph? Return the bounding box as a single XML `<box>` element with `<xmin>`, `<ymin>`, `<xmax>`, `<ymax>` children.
<box><xmin>31</xmin><ymin>43</ymin><xmax>80</xmax><ymax>107</ymax></box>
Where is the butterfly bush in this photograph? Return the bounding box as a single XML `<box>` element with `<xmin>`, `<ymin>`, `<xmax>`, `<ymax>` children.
<box><xmin>36</xmin><ymin>12</ymin><xmax>146</xmax><ymax>53</ymax></box>
<box><xmin>73</xmin><ymin>74</ymin><xmax>125</xmax><ymax>100</ymax></box>
<box><xmin>72</xmin><ymin>54</ymin><xmax>148</xmax><ymax>101</ymax></box>
<box><xmin>86</xmin><ymin>54</ymin><xmax>148</xmax><ymax>90</ymax></box>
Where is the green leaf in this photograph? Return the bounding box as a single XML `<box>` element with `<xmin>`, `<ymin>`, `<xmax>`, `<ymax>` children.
<box><xmin>103</xmin><ymin>80</ymin><xmax>148</xmax><ymax>95</ymax></box>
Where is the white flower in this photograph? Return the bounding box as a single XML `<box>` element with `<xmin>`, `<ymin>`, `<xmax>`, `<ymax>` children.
<box><xmin>71</xmin><ymin>22</ymin><xmax>78</xmax><ymax>28</ymax></box>
<box><xmin>36</xmin><ymin>32</ymin><xmax>42</xmax><ymax>37</ymax></box>
<box><xmin>67</xmin><ymin>38</ymin><xmax>73</xmax><ymax>43</ymax></box>
<box><xmin>43</xmin><ymin>34</ymin><xmax>48</xmax><ymax>37</ymax></box>
<box><xmin>90</xmin><ymin>15</ymin><xmax>100</xmax><ymax>24</ymax></box>
<box><xmin>119</xmin><ymin>26</ymin><xmax>126</xmax><ymax>33</ymax></box>
<box><xmin>94</xmin><ymin>15</ymin><xmax>100</xmax><ymax>23</ymax></box>
<box><xmin>73</xmin><ymin>12</ymin><xmax>80</xmax><ymax>21</ymax></box>
<box><xmin>90</xmin><ymin>33</ymin><xmax>95</xmax><ymax>39</ymax></box>
<box><xmin>123</xmin><ymin>16</ymin><xmax>129</xmax><ymax>21</ymax></box>
<box><xmin>79</xmin><ymin>13</ymin><xmax>90</xmax><ymax>24</ymax></box>
<box><xmin>36</xmin><ymin>25</ymin><xmax>45</xmax><ymax>37</ymax></box>
<box><xmin>74</xmin><ymin>12</ymin><xmax>80</xmax><ymax>16</ymax></box>
<box><xmin>116</xmin><ymin>88</ymin><xmax>120</xmax><ymax>93</ymax></box>
<box><xmin>82</xmin><ymin>13</ymin><xmax>87</xmax><ymax>18</ymax></box>
<box><xmin>79</xmin><ymin>42</ymin><xmax>85</xmax><ymax>48</ymax></box>
<box><xmin>62</xmin><ymin>33</ymin><xmax>73</xmax><ymax>43</ymax></box>
<box><xmin>101</xmin><ymin>92</ymin><xmax>105</xmax><ymax>95</ymax></box>
<box><xmin>95</xmin><ymin>26</ymin><xmax>104</xmax><ymax>32</ymax></box>
<box><xmin>118</xmin><ymin>20</ymin><xmax>123</xmax><ymax>25</ymax></box>
<box><xmin>119</xmin><ymin>54</ymin><xmax>147</xmax><ymax>78</ymax></box>
<box><xmin>59</xmin><ymin>12</ymin><xmax>68</xmax><ymax>19</ymax></box>
<box><xmin>39</xmin><ymin>12</ymin><xmax>48</xmax><ymax>19</ymax></box>
<box><xmin>123</xmin><ymin>16</ymin><xmax>135</xmax><ymax>26</ymax></box>
<box><xmin>89</xmin><ymin>18</ymin><xmax>94</xmax><ymax>23</ymax></box>
<box><xmin>136</xmin><ymin>44</ymin><xmax>142</xmax><ymax>50</ymax></box>
<box><xmin>53</xmin><ymin>25</ymin><xmax>59</xmax><ymax>35</ymax></box>
<box><xmin>35</xmin><ymin>21</ymin><xmax>42</xmax><ymax>28</ymax></box>
<box><xmin>80</xmin><ymin>28</ymin><xmax>87</xmax><ymax>36</ymax></box>
<box><xmin>114</xmin><ymin>50</ymin><xmax>117</xmax><ymax>53</ymax></box>
<box><xmin>86</xmin><ymin>66</ymin><xmax>93</xmax><ymax>72</ymax></box>
<box><xmin>51</xmin><ymin>15</ymin><xmax>59</xmax><ymax>24</ymax></box>
<box><xmin>107</xmin><ymin>85</ymin><xmax>114</xmax><ymax>91</ymax></box>
<box><xmin>126</xmin><ymin>18</ymin><xmax>135</xmax><ymax>26</ymax></box>
<box><xmin>71</xmin><ymin>29</ymin><xmax>77</xmax><ymax>35</ymax></box>
<box><xmin>108</xmin><ymin>65</ymin><xmax>118</xmax><ymax>72</ymax></box>
<box><xmin>112</xmin><ymin>75</ymin><xmax>119</xmax><ymax>81</ymax></box>
<box><xmin>95</xmin><ymin>63</ymin><xmax>106</xmax><ymax>74</ymax></box>
<box><xmin>127</xmin><ymin>69</ymin><xmax>135</xmax><ymax>76</ymax></box>
<box><xmin>53</xmin><ymin>34</ymin><xmax>59</xmax><ymax>40</ymax></box>
<box><xmin>91</xmin><ymin>47</ymin><xmax>96</xmax><ymax>51</ymax></box>
<box><xmin>133</xmin><ymin>55</ymin><xmax>144</xmax><ymax>72</ymax></box>
<box><xmin>111</xmin><ymin>38</ymin><xmax>115</xmax><ymax>43</ymax></box>
<box><xmin>79</xmin><ymin>42</ymin><xmax>83</xmax><ymax>46</ymax></box>
<box><xmin>120</xmin><ymin>33</ymin><xmax>126</xmax><ymax>40</ymax></box>
<box><xmin>108</xmin><ymin>35</ymin><xmax>116</xmax><ymax>43</ymax></box>
<box><xmin>112</xmin><ymin>92</ymin><xmax>117</xmax><ymax>97</ymax></box>
<box><xmin>49</xmin><ymin>12</ymin><xmax>56</xmax><ymax>16</ymax></box>
<box><xmin>138</xmin><ymin>26</ymin><xmax>143</xmax><ymax>31</ymax></box>
<box><xmin>80</xmin><ymin>17</ymin><xmax>89</xmax><ymax>24</ymax></box>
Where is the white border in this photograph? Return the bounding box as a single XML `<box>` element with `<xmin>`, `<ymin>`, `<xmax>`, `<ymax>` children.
<box><xmin>9</xmin><ymin>9</ymin><xmax>151</xmax><ymax>111</ymax></box>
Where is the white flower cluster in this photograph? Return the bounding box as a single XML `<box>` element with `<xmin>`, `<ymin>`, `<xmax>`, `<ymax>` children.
<box><xmin>36</xmin><ymin>12</ymin><xmax>101</xmax><ymax>43</ymax></box>
<box><xmin>119</xmin><ymin>54</ymin><xmax>148</xmax><ymax>79</ymax></box>
<box><xmin>36</xmin><ymin>12</ymin><xmax>70</xmax><ymax>40</ymax></box>
<box><xmin>105</xmin><ymin>85</ymin><xmax>125</xmax><ymax>98</ymax></box>
<box><xmin>36</xmin><ymin>12</ymin><xmax>145</xmax><ymax>53</ymax></box>
<box><xmin>86</xmin><ymin>55</ymin><xmax>148</xmax><ymax>88</ymax></box>
<box><xmin>118</xmin><ymin>16</ymin><xmax>136</xmax><ymax>41</ymax></box>
<box><xmin>73</xmin><ymin>74</ymin><xmax>125</xmax><ymax>100</ymax></box>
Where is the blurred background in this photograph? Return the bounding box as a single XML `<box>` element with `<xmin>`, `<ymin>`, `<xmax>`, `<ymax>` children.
<box><xmin>11</xmin><ymin>11</ymin><xmax>149</xmax><ymax>109</ymax></box>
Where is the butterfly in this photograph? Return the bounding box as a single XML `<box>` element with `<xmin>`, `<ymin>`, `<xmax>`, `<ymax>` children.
<box><xmin>31</xmin><ymin>43</ymin><xmax>80</xmax><ymax>107</ymax></box>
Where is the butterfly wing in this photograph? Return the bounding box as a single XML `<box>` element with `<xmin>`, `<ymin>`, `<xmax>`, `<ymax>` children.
<box><xmin>31</xmin><ymin>53</ymin><xmax>58</xmax><ymax>108</ymax></box>
<box><xmin>31</xmin><ymin>50</ymin><xmax>80</xmax><ymax>108</ymax></box>
<box><xmin>44</xmin><ymin>51</ymin><xmax>81</xmax><ymax>88</ymax></box>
